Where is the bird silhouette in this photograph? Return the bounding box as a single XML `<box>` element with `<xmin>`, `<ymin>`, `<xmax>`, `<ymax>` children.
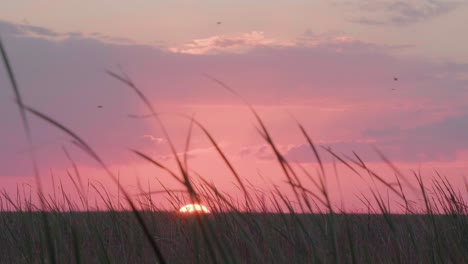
<box><xmin>217</xmin><ymin>21</ymin><xmax>222</xmax><ymax>25</ymax></box>
<box><xmin>394</xmin><ymin>77</ymin><xmax>398</xmax><ymax>81</ymax></box>
<box><xmin>97</xmin><ymin>105</ymin><xmax>103</xmax><ymax>108</ymax></box>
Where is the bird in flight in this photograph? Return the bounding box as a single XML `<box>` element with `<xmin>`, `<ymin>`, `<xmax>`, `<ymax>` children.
<box><xmin>394</xmin><ymin>77</ymin><xmax>398</xmax><ymax>81</ymax></box>
<box><xmin>97</xmin><ymin>105</ymin><xmax>103</xmax><ymax>108</ymax></box>
<box><xmin>217</xmin><ymin>21</ymin><xmax>222</xmax><ymax>25</ymax></box>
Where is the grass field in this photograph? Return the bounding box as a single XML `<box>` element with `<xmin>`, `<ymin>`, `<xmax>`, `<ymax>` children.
<box><xmin>0</xmin><ymin>209</ymin><xmax>467</xmax><ymax>263</ymax></box>
<box><xmin>1</xmin><ymin>39</ymin><xmax>467</xmax><ymax>263</ymax></box>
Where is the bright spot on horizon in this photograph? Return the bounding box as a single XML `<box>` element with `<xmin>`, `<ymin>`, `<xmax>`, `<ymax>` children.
<box><xmin>179</xmin><ymin>204</ymin><xmax>210</xmax><ymax>214</ymax></box>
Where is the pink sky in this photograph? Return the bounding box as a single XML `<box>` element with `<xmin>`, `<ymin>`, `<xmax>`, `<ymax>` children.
<box><xmin>1</xmin><ymin>1</ymin><xmax>467</xmax><ymax>212</ymax></box>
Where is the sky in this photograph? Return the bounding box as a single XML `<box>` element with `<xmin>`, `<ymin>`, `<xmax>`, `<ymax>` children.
<box><xmin>1</xmin><ymin>0</ymin><xmax>467</xmax><ymax>211</ymax></box>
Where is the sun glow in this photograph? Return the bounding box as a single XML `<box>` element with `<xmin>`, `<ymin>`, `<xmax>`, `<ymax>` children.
<box><xmin>179</xmin><ymin>204</ymin><xmax>210</xmax><ymax>214</ymax></box>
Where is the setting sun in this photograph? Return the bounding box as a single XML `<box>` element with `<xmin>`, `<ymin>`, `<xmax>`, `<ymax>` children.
<box><xmin>179</xmin><ymin>204</ymin><xmax>210</xmax><ymax>214</ymax></box>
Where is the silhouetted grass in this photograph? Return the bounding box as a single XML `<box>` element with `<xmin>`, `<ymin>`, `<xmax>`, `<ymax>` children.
<box><xmin>1</xmin><ymin>38</ymin><xmax>467</xmax><ymax>263</ymax></box>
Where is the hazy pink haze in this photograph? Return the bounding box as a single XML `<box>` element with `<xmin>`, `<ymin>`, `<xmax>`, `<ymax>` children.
<box><xmin>1</xmin><ymin>1</ymin><xmax>467</xmax><ymax>211</ymax></box>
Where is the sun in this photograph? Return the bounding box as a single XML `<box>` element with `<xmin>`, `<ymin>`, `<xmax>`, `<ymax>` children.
<box><xmin>179</xmin><ymin>203</ymin><xmax>210</xmax><ymax>214</ymax></box>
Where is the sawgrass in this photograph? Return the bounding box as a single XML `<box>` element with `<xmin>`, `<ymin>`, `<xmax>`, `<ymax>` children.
<box><xmin>1</xmin><ymin>38</ymin><xmax>467</xmax><ymax>263</ymax></box>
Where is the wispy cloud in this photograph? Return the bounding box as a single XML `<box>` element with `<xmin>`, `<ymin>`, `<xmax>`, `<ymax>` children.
<box><xmin>168</xmin><ymin>31</ymin><xmax>357</xmax><ymax>55</ymax></box>
<box><xmin>237</xmin><ymin>144</ymin><xmax>285</xmax><ymax>161</ymax></box>
<box><xmin>168</xmin><ymin>31</ymin><xmax>292</xmax><ymax>54</ymax></box>
<box><xmin>156</xmin><ymin>144</ymin><xmax>229</xmax><ymax>161</ymax></box>
<box><xmin>143</xmin><ymin>135</ymin><xmax>165</xmax><ymax>145</ymax></box>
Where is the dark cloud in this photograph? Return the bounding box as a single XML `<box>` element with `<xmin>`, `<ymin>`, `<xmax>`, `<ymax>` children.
<box><xmin>1</xmin><ymin>19</ymin><xmax>468</xmax><ymax>175</ymax></box>
<box><xmin>22</xmin><ymin>24</ymin><xmax>60</xmax><ymax>37</ymax></box>
<box><xmin>0</xmin><ymin>20</ymin><xmax>133</xmax><ymax>44</ymax></box>
<box><xmin>284</xmin><ymin>141</ymin><xmax>380</xmax><ymax>163</ymax></box>
<box><xmin>0</xmin><ymin>22</ymin><xmax>165</xmax><ymax>176</ymax></box>
<box><xmin>350</xmin><ymin>17</ymin><xmax>387</xmax><ymax>26</ymax></box>
<box><xmin>0</xmin><ymin>21</ymin><xmax>22</xmax><ymax>35</ymax></box>
<box><xmin>66</xmin><ymin>32</ymin><xmax>84</xmax><ymax>38</ymax></box>
<box><xmin>96</xmin><ymin>35</ymin><xmax>134</xmax><ymax>44</ymax></box>
<box><xmin>270</xmin><ymin>112</ymin><xmax>468</xmax><ymax>163</ymax></box>
<box><xmin>363</xmin><ymin>127</ymin><xmax>402</xmax><ymax>138</ymax></box>
<box><xmin>397</xmin><ymin>113</ymin><xmax>468</xmax><ymax>160</ymax></box>
<box><xmin>236</xmin><ymin>141</ymin><xmax>384</xmax><ymax>164</ymax></box>
<box><xmin>0</xmin><ymin>20</ymin><xmax>61</xmax><ymax>37</ymax></box>
<box><xmin>341</xmin><ymin>0</ymin><xmax>465</xmax><ymax>26</ymax></box>
<box><xmin>238</xmin><ymin>146</ymin><xmax>255</xmax><ymax>157</ymax></box>
<box><xmin>240</xmin><ymin>145</ymin><xmax>276</xmax><ymax>161</ymax></box>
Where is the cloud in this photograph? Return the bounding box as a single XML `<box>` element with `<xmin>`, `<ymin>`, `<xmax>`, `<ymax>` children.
<box><xmin>143</xmin><ymin>135</ymin><xmax>165</xmax><ymax>144</ymax></box>
<box><xmin>283</xmin><ymin>141</ymin><xmax>378</xmax><ymax>163</ymax></box>
<box><xmin>383</xmin><ymin>112</ymin><xmax>468</xmax><ymax>161</ymax></box>
<box><xmin>271</xmin><ymin>111</ymin><xmax>468</xmax><ymax>163</ymax></box>
<box><xmin>237</xmin><ymin>144</ymin><xmax>286</xmax><ymax>161</ymax></box>
<box><xmin>363</xmin><ymin>126</ymin><xmax>402</xmax><ymax>138</ymax></box>
<box><xmin>351</xmin><ymin>17</ymin><xmax>388</xmax><ymax>26</ymax></box>
<box><xmin>240</xmin><ymin>140</ymin><xmax>382</xmax><ymax>164</ymax></box>
<box><xmin>340</xmin><ymin>0</ymin><xmax>465</xmax><ymax>26</ymax></box>
<box><xmin>300</xmin><ymin>30</ymin><xmax>356</xmax><ymax>45</ymax></box>
<box><xmin>0</xmin><ymin>19</ymin><xmax>134</xmax><ymax>45</ymax></box>
<box><xmin>168</xmin><ymin>30</ymin><xmax>359</xmax><ymax>55</ymax></box>
<box><xmin>1</xmin><ymin>19</ymin><xmax>468</xmax><ymax>176</ymax></box>
<box><xmin>155</xmin><ymin>144</ymin><xmax>226</xmax><ymax>161</ymax></box>
<box><xmin>168</xmin><ymin>31</ymin><xmax>292</xmax><ymax>54</ymax></box>
<box><xmin>21</xmin><ymin>24</ymin><xmax>61</xmax><ymax>37</ymax></box>
<box><xmin>0</xmin><ymin>21</ymin><xmax>59</xmax><ymax>37</ymax></box>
